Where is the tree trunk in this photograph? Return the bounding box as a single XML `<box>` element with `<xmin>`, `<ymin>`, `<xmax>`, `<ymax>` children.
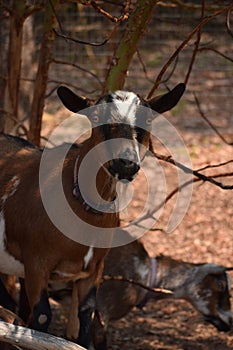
<box><xmin>0</xmin><ymin>7</ymin><xmax>9</xmax><ymax>132</ymax></box>
<box><xmin>4</xmin><ymin>1</ymin><xmax>26</xmax><ymax>133</ymax></box>
<box><xmin>28</xmin><ymin>0</ymin><xmax>59</xmax><ymax>146</ymax></box>
<box><xmin>104</xmin><ymin>0</ymin><xmax>158</xmax><ymax>92</ymax></box>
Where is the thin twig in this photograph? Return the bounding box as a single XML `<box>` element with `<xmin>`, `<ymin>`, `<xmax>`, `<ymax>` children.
<box><xmin>184</xmin><ymin>0</ymin><xmax>205</xmax><ymax>85</ymax></box>
<box><xmin>147</xmin><ymin>4</ymin><xmax>233</xmax><ymax>99</ymax></box>
<box><xmin>194</xmin><ymin>93</ymin><xmax>233</xmax><ymax>146</ymax></box>
<box><xmin>51</xmin><ymin>58</ymin><xmax>103</xmax><ymax>87</ymax></box>
<box><xmin>102</xmin><ymin>275</ymin><xmax>173</xmax><ymax>295</ymax></box>
<box><xmin>136</xmin><ymin>50</ymin><xmax>154</xmax><ymax>84</ymax></box>
<box><xmin>53</xmin><ymin>28</ymin><xmax>108</xmax><ymax>46</ymax></box>
<box><xmin>89</xmin><ymin>0</ymin><xmax>131</xmax><ymax>23</ymax></box>
<box><xmin>197</xmin><ymin>47</ymin><xmax>233</xmax><ymax>63</ymax></box>
<box><xmin>128</xmin><ymin>170</ymin><xmax>233</xmax><ymax>229</ymax></box>
<box><xmin>46</xmin><ymin>80</ymin><xmax>97</xmax><ymax>96</ymax></box>
<box><xmin>153</xmin><ymin>151</ymin><xmax>233</xmax><ymax>189</ymax></box>
<box><xmin>197</xmin><ymin>159</ymin><xmax>233</xmax><ymax>172</ymax></box>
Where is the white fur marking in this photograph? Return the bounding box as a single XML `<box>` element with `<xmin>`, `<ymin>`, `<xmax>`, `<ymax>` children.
<box><xmin>38</xmin><ymin>314</ymin><xmax>48</xmax><ymax>325</ymax></box>
<box><xmin>84</xmin><ymin>247</ymin><xmax>94</xmax><ymax>269</ymax></box>
<box><xmin>226</xmin><ymin>273</ymin><xmax>231</xmax><ymax>291</ymax></box>
<box><xmin>133</xmin><ymin>256</ymin><xmax>149</xmax><ymax>284</ymax></box>
<box><xmin>0</xmin><ymin>211</ymin><xmax>24</xmax><ymax>276</ymax></box>
<box><xmin>1</xmin><ymin>176</ymin><xmax>20</xmax><ymax>206</ymax></box>
<box><xmin>112</xmin><ymin>91</ymin><xmax>140</xmax><ymax>126</ymax></box>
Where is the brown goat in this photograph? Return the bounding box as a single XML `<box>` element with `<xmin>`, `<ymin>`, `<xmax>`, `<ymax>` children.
<box><xmin>0</xmin><ymin>84</ymin><xmax>185</xmax><ymax>348</ymax></box>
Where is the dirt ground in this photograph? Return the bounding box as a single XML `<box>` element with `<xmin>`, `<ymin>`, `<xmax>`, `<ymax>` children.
<box><xmin>44</xmin><ymin>98</ymin><xmax>233</xmax><ymax>350</ymax></box>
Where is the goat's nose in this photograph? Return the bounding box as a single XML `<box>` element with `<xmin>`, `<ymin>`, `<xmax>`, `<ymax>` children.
<box><xmin>118</xmin><ymin>158</ymin><xmax>140</xmax><ymax>173</ymax></box>
<box><xmin>109</xmin><ymin>158</ymin><xmax>140</xmax><ymax>181</ymax></box>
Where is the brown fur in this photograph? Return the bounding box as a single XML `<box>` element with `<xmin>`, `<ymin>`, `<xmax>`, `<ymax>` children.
<box><xmin>0</xmin><ymin>84</ymin><xmax>185</xmax><ymax>346</ymax></box>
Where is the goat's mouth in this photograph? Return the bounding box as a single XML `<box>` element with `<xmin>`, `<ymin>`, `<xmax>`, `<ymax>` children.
<box><xmin>204</xmin><ymin>315</ymin><xmax>232</xmax><ymax>332</ymax></box>
<box><xmin>109</xmin><ymin>159</ymin><xmax>140</xmax><ymax>181</ymax></box>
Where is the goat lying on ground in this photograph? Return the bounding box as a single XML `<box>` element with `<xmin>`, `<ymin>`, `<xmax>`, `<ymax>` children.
<box><xmin>49</xmin><ymin>230</ymin><xmax>232</xmax><ymax>350</ymax></box>
<box><xmin>0</xmin><ymin>84</ymin><xmax>185</xmax><ymax>349</ymax></box>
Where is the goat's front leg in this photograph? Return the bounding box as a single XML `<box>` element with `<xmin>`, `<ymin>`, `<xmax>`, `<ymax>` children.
<box><xmin>66</xmin><ymin>278</ymin><xmax>97</xmax><ymax>348</ymax></box>
<box><xmin>78</xmin><ymin>283</ymin><xmax>97</xmax><ymax>349</ymax></box>
<box><xmin>24</xmin><ymin>266</ymin><xmax>51</xmax><ymax>333</ymax></box>
<box><xmin>0</xmin><ymin>276</ymin><xmax>16</xmax><ymax>312</ymax></box>
<box><xmin>66</xmin><ymin>276</ymin><xmax>99</xmax><ymax>349</ymax></box>
<box><xmin>66</xmin><ymin>281</ymin><xmax>80</xmax><ymax>340</ymax></box>
<box><xmin>92</xmin><ymin>310</ymin><xmax>107</xmax><ymax>350</ymax></box>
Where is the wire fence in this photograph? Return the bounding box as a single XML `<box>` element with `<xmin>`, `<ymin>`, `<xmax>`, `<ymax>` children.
<box><xmin>45</xmin><ymin>4</ymin><xmax>233</xmax><ymax>136</ymax></box>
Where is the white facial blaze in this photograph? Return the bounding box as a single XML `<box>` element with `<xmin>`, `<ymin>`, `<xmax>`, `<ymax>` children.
<box><xmin>111</xmin><ymin>91</ymin><xmax>140</xmax><ymax>127</ymax></box>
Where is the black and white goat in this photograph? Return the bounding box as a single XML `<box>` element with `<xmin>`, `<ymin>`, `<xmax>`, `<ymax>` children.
<box><xmin>49</xmin><ymin>230</ymin><xmax>232</xmax><ymax>350</ymax></box>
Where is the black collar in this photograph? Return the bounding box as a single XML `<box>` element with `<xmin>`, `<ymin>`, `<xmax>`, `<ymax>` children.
<box><xmin>137</xmin><ymin>258</ymin><xmax>157</xmax><ymax>309</ymax></box>
<box><xmin>73</xmin><ymin>182</ymin><xmax>116</xmax><ymax>215</ymax></box>
<box><xmin>73</xmin><ymin>155</ymin><xmax>116</xmax><ymax>215</ymax></box>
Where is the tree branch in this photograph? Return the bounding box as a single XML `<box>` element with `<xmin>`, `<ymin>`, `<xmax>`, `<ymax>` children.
<box><xmin>128</xmin><ymin>169</ymin><xmax>233</xmax><ymax>230</ymax></box>
<box><xmin>194</xmin><ymin>93</ymin><xmax>233</xmax><ymax>146</ymax></box>
<box><xmin>51</xmin><ymin>58</ymin><xmax>103</xmax><ymax>88</ymax></box>
<box><xmin>152</xmin><ymin>150</ymin><xmax>233</xmax><ymax>190</ymax></box>
<box><xmin>102</xmin><ymin>275</ymin><xmax>172</xmax><ymax>296</ymax></box>
<box><xmin>147</xmin><ymin>4</ymin><xmax>233</xmax><ymax>99</ymax></box>
<box><xmin>0</xmin><ymin>321</ymin><xmax>86</xmax><ymax>350</ymax></box>
<box><xmin>88</xmin><ymin>0</ymin><xmax>131</xmax><ymax>23</ymax></box>
<box><xmin>184</xmin><ymin>0</ymin><xmax>204</xmax><ymax>85</ymax></box>
<box><xmin>53</xmin><ymin>28</ymin><xmax>108</xmax><ymax>47</ymax></box>
<box><xmin>197</xmin><ymin>47</ymin><xmax>233</xmax><ymax>63</ymax></box>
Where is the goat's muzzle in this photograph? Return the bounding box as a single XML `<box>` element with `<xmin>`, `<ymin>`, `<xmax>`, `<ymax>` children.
<box><xmin>109</xmin><ymin>158</ymin><xmax>140</xmax><ymax>181</ymax></box>
<box><xmin>204</xmin><ymin>314</ymin><xmax>233</xmax><ymax>332</ymax></box>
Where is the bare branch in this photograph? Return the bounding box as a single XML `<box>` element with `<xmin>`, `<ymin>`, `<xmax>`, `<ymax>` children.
<box><xmin>0</xmin><ymin>320</ymin><xmax>85</xmax><ymax>350</ymax></box>
<box><xmin>136</xmin><ymin>49</ymin><xmax>154</xmax><ymax>84</ymax></box>
<box><xmin>129</xmin><ymin>170</ymin><xmax>233</xmax><ymax>230</ymax></box>
<box><xmin>46</xmin><ymin>80</ymin><xmax>98</xmax><ymax>96</ymax></box>
<box><xmin>152</xmin><ymin>150</ymin><xmax>233</xmax><ymax>190</ymax></box>
<box><xmin>53</xmin><ymin>28</ymin><xmax>108</xmax><ymax>46</ymax></box>
<box><xmin>197</xmin><ymin>46</ymin><xmax>233</xmax><ymax>63</ymax></box>
<box><xmin>88</xmin><ymin>0</ymin><xmax>131</xmax><ymax>23</ymax></box>
<box><xmin>102</xmin><ymin>275</ymin><xmax>172</xmax><ymax>296</ymax></box>
<box><xmin>147</xmin><ymin>4</ymin><xmax>233</xmax><ymax>99</ymax></box>
<box><xmin>184</xmin><ymin>0</ymin><xmax>204</xmax><ymax>85</ymax></box>
<box><xmin>51</xmin><ymin>58</ymin><xmax>103</xmax><ymax>88</ymax></box>
<box><xmin>197</xmin><ymin>160</ymin><xmax>233</xmax><ymax>172</ymax></box>
<box><xmin>194</xmin><ymin>93</ymin><xmax>233</xmax><ymax>146</ymax></box>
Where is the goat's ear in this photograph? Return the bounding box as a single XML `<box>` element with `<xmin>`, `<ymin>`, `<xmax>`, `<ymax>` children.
<box><xmin>57</xmin><ymin>86</ymin><xmax>90</xmax><ymax>113</ymax></box>
<box><xmin>200</xmin><ymin>264</ymin><xmax>226</xmax><ymax>277</ymax></box>
<box><xmin>148</xmin><ymin>83</ymin><xmax>185</xmax><ymax>114</ymax></box>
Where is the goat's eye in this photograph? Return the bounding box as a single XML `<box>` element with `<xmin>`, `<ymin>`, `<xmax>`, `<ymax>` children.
<box><xmin>146</xmin><ymin>118</ymin><xmax>152</xmax><ymax>125</ymax></box>
<box><xmin>216</xmin><ymin>279</ymin><xmax>225</xmax><ymax>292</ymax></box>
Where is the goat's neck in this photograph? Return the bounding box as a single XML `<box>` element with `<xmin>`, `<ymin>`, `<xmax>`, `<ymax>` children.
<box><xmin>154</xmin><ymin>256</ymin><xmax>198</xmax><ymax>299</ymax></box>
<box><xmin>76</xmin><ymin>142</ymin><xmax>116</xmax><ymax>206</ymax></box>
